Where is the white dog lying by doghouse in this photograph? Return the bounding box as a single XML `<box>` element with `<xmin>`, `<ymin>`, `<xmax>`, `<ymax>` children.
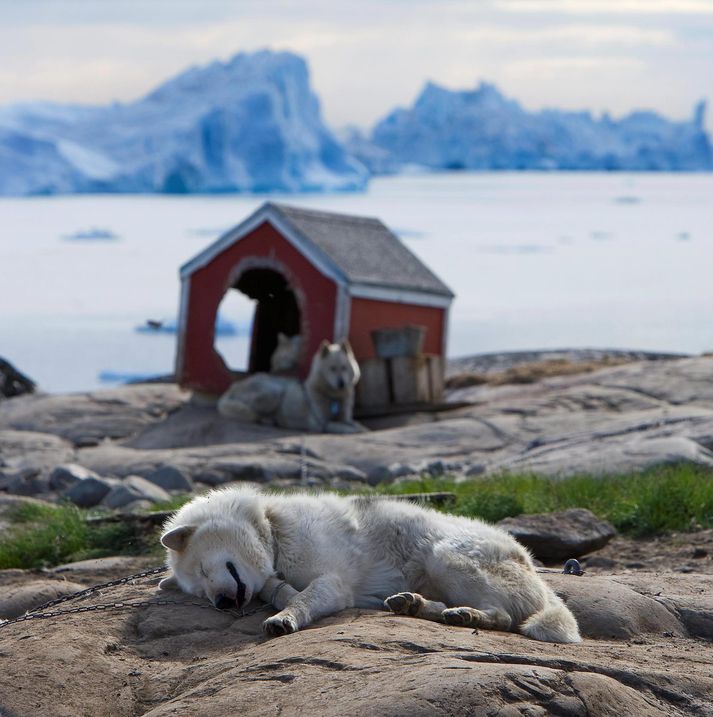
<box><xmin>160</xmin><ymin>487</ymin><xmax>581</xmax><ymax>643</ymax></box>
<box><xmin>217</xmin><ymin>339</ymin><xmax>366</xmax><ymax>434</ymax></box>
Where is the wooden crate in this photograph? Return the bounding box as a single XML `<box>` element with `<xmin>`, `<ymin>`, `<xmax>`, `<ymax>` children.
<box><xmin>427</xmin><ymin>354</ymin><xmax>444</xmax><ymax>402</ymax></box>
<box><xmin>391</xmin><ymin>355</ymin><xmax>430</xmax><ymax>404</ymax></box>
<box><xmin>355</xmin><ymin>358</ymin><xmax>390</xmax><ymax>409</ymax></box>
<box><xmin>355</xmin><ymin>354</ymin><xmax>444</xmax><ymax>409</ymax></box>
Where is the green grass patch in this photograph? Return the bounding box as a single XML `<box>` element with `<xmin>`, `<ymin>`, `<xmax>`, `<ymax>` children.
<box><xmin>375</xmin><ymin>463</ymin><xmax>713</xmax><ymax>537</ymax></box>
<box><xmin>3</xmin><ymin>464</ymin><xmax>713</xmax><ymax>570</ymax></box>
<box><xmin>152</xmin><ymin>494</ymin><xmax>193</xmax><ymax>512</ymax></box>
<box><xmin>0</xmin><ymin>502</ymin><xmax>162</xmax><ymax>569</ymax></box>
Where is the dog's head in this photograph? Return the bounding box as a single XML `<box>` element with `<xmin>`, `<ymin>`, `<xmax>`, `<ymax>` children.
<box><xmin>159</xmin><ymin>494</ymin><xmax>274</xmax><ymax>610</ymax></box>
<box><xmin>311</xmin><ymin>339</ymin><xmax>360</xmax><ymax>392</ymax></box>
<box><xmin>270</xmin><ymin>332</ymin><xmax>302</xmax><ymax>373</ymax></box>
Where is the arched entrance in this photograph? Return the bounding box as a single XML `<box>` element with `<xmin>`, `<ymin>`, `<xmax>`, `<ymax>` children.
<box><xmin>233</xmin><ymin>267</ymin><xmax>301</xmax><ymax>373</ymax></box>
<box><xmin>213</xmin><ymin>289</ymin><xmax>253</xmax><ymax>373</ymax></box>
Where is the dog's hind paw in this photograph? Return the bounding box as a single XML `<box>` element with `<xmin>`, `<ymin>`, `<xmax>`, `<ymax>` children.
<box><xmin>263</xmin><ymin>614</ymin><xmax>299</xmax><ymax>637</ymax></box>
<box><xmin>384</xmin><ymin>592</ymin><xmax>423</xmax><ymax>617</ymax></box>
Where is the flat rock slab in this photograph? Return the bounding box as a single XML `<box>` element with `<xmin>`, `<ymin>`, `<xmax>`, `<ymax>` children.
<box><xmin>51</xmin><ymin>556</ymin><xmax>157</xmax><ymax>582</ymax></box>
<box><xmin>0</xmin><ymin>429</ymin><xmax>75</xmax><ymax>473</ymax></box>
<box><xmin>0</xmin><ymin>385</ymin><xmax>187</xmax><ymax>446</ymax></box>
<box><xmin>498</xmin><ymin>509</ymin><xmax>616</xmax><ymax>561</ymax></box>
<box><xmin>546</xmin><ymin>573</ymin><xmax>686</xmax><ymax>640</ymax></box>
<box><xmin>1</xmin><ymin>571</ymin><xmax>712</xmax><ymax>717</ymax></box>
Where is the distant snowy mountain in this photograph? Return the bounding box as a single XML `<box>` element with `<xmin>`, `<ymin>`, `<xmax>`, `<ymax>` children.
<box><xmin>0</xmin><ymin>51</ymin><xmax>368</xmax><ymax>195</ymax></box>
<box><xmin>355</xmin><ymin>81</ymin><xmax>713</xmax><ymax>173</ymax></box>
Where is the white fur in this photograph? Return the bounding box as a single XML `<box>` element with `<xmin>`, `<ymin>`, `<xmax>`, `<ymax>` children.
<box><xmin>270</xmin><ymin>333</ymin><xmax>302</xmax><ymax>373</ymax></box>
<box><xmin>161</xmin><ymin>487</ymin><xmax>581</xmax><ymax>643</ymax></box>
<box><xmin>218</xmin><ymin>340</ymin><xmax>365</xmax><ymax>434</ymax></box>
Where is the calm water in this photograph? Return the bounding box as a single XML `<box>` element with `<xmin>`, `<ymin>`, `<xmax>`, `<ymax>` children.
<box><xmin>1</xmin><ymin>172</ymin><xmax>712</xmax><ymax>393</ymax></box>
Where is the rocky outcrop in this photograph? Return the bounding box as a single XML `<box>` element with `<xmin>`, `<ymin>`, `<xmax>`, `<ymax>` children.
<box><xmin>0</xmin><ymin>384</ymin><xmax>187</xmax><ymax>446</ymax></box>
<box><xmin>0</xmin><ymin>358</ymin><xmax>35</xmax><ymax>399</ymax></box>
<box><xmin>1</xmin><ymin>569</ymin><xmax>712</xmax><ymax>716</ymax></box>
<box><xmin>2</xmin><ymin>357</ymin><xmax>713</xmax><ymax>504</ymax></box>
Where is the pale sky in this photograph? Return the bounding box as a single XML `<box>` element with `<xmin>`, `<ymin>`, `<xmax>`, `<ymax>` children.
<box><xmin>1</xmin><ymin>0</ymin><xmax>712</xmax><ymax>131</ymax></box>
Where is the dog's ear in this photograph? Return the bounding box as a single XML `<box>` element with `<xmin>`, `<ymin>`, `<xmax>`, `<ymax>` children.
<box><xmin>158</xmin><ymin>574</ymin><xmax>180</xmax><ymax>591</ymax></box>
<box><xmin>320</xmin><ymin>339</ymin><xmax>332</xmax><ymax>358</ymax></box>
<box><xmin>339</xmin><ymin>339</ymin><xmax>355</xmax><ymax>357</ymax></box>
<box><xmin>160</xmin><ymin>525</ymin><xmax>197</xmax><ymax>552</ymax></box>
<box><xmin>244</xmin><ymin>500</ymin><xmax>272</xmax><ymax>546</ymax></box>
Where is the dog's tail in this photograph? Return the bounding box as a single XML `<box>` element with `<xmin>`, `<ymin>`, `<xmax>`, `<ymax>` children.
<box><xmin>519</xmin><ymin>596</ymin><xmax>581</xmax><ymax>643</ymax></box>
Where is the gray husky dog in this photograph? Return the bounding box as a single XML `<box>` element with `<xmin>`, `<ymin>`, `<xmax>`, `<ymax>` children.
<box><xmin>218</xmin><ymin>340</ymin><xmax>365</xmax><ymax>434</ymax></box>
<box><xmin>160</xmin><ymin>487</ymin><xmax>581</xmax><ymax>644</ymax></box>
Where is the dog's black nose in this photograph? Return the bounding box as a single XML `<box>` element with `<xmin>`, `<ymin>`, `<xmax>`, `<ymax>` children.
<box><xmin>215</xmin><ymin>594</ymin><xmax>237</xmax><ymax>610</ymax></box>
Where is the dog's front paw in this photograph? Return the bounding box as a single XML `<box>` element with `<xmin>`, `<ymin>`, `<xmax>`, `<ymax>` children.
<box><xmin>384</xmin><ymin>592</ymin><xmax>423</xmax><ymax>616</ymax></box>
<box><xmin>263</xmin><ymin>614</ymin><xmax>299</xmax><ymax>637</ymax></box>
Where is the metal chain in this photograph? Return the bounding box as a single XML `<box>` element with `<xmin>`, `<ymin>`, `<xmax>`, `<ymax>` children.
<box><xmin>29</xmin><ymin>565</ymin><xmax>169</xmax><ymax>613</ymax></box>
<box><xmin>0</xmin><ymin>565</ymin><xmax>272</xmax><ymax>631</ymax></box>
<box><xmin>0</xmin><ymin>599</ymin><xmax>271</xmax><ymax>630</ymax></box>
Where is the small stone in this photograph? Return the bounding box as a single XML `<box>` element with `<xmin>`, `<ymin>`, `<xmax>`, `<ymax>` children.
<box><xmin>692</xmin><ymin>547</ymin><xmax>708</xmax><ymax>559</ymax></box>
<box><xmin>194</xmin><ymin>470</ymin><xmax>233</xmax><ymax>486</ymax></box>
<box><xmin>0</xmin><ymin>472</ymin><xmax>12</xmax><ymax>491</ymax></box>
<box><xmin>464</xmin><ymin>463</ymin><xmax>486</xmax><ymax>477</ymax></box>
<box><xmin>124</xmin><ymin>475</ymin><xmax>171</xmax><ymax>503</ymax></box>
<box><xmin>386</xmin><ymin>463</ymin><xmax>416</xmax><ymax>480</ymax></box>
<box><xmin>331</xmin><ymin>465</ymin><xmax>368</xmax><ymax>482</ymax></box>
<box><xmin>216</xmin><ymin>461</ymin><xmax>268</xmax><ymax>482</ymax></box>
<box><xmin>102</xmin><ymin>484</ymin><xmax>145</xmax><ymax>510</ymax></box>
<box><xmin>366</xmin><ymin>465</ymin><xmax>392</xmax><ymax>486</ymax></box>
<box><xmin>65</xmin><ymin>476</ymin><xmax>117</xmax><ymax>508</ymax></box>
<box><xmin>6</xmin><ymin>469</ymin><xmax>48</xmax><ymax>496</ymax></box>
<box><xmin>119</xmin><ymin>499</ymin><xmax>154</xmax><ymax>514</ymax></box>
<box><xmin>424</xmin><ymin>459</ymin><xmax>446</xmax><ymax>477</ymax></box>
<box><xmin>498</xmin><ymin>508</ymin><xmax>616</xmax><ymax>562</ymax></box>
<box><xmin>49</xmin><ymin>463</ymin><xmax>99</xmax><ymax>491</ymax></box>
<box><xmin>144</xmin><ymin>465</ymin><xmax>193</xmax><ymax>492</ymax></box>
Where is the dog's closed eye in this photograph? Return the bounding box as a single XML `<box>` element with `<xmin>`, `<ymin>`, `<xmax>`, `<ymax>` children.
<box><xmin>227</xmin><ymin>561</ymin><xmax>247</xmax><ymax>607</ymax></box>
<box><xmin>226</xmin><ymin>561</ymin><xmax>240</xmax><ymax>583</ymax></box>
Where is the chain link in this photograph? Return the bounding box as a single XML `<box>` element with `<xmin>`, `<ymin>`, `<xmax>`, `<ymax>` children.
<box><xmin>29</xmin><ymin>565</ymin><xmax>169</xmax><ymax>613</ymax></box>
<box><xmin>0</xmin><ymin>565</ymin><xmax>272</xmax><ymax>630</ymax></box>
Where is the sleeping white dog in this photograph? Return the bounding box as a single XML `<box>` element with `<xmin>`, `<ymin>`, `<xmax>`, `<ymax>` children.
<box><xmin>160</xmin><ymin>487</ymin><xmax>581</xmax><ymax>644</ymax></box>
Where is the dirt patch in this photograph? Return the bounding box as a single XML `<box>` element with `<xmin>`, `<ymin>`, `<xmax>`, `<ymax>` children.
<box><xmin>581</xmin><ymin>529</ymin><xmax>713</xmax><ymax>575</ymax></box>
<box><xmin>446</xmin><ymin>357</ymin><xmax>634</xmax><ymax>389</ymax></box>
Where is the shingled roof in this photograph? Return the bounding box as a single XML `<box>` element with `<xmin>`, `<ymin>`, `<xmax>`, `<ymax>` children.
<box><xmin>181</xmin><ymin>201</ymin><xmax>453</xmax><ymax>299</ymax></box>
<box><xmin>265</xmin><ymin>203</ymin><xmax>453</xmax><ymax>298</ymax></box>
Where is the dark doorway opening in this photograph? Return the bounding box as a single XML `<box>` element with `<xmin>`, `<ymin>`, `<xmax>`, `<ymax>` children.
<box><xmin>234</xmin><ymin>268</ymin><xmax>300</xmax><ymax>373</ymax></box>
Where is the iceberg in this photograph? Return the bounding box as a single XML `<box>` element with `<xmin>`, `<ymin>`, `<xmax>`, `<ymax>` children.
<box><xmin>363</xmin><ymin>82</ymin><xmax>713</xmax><ymax>173</ymax></box>
<box><xmin>0</xmin><ymin>51</ymin><xmax>368</xmax><ymax>196</ymax></box>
